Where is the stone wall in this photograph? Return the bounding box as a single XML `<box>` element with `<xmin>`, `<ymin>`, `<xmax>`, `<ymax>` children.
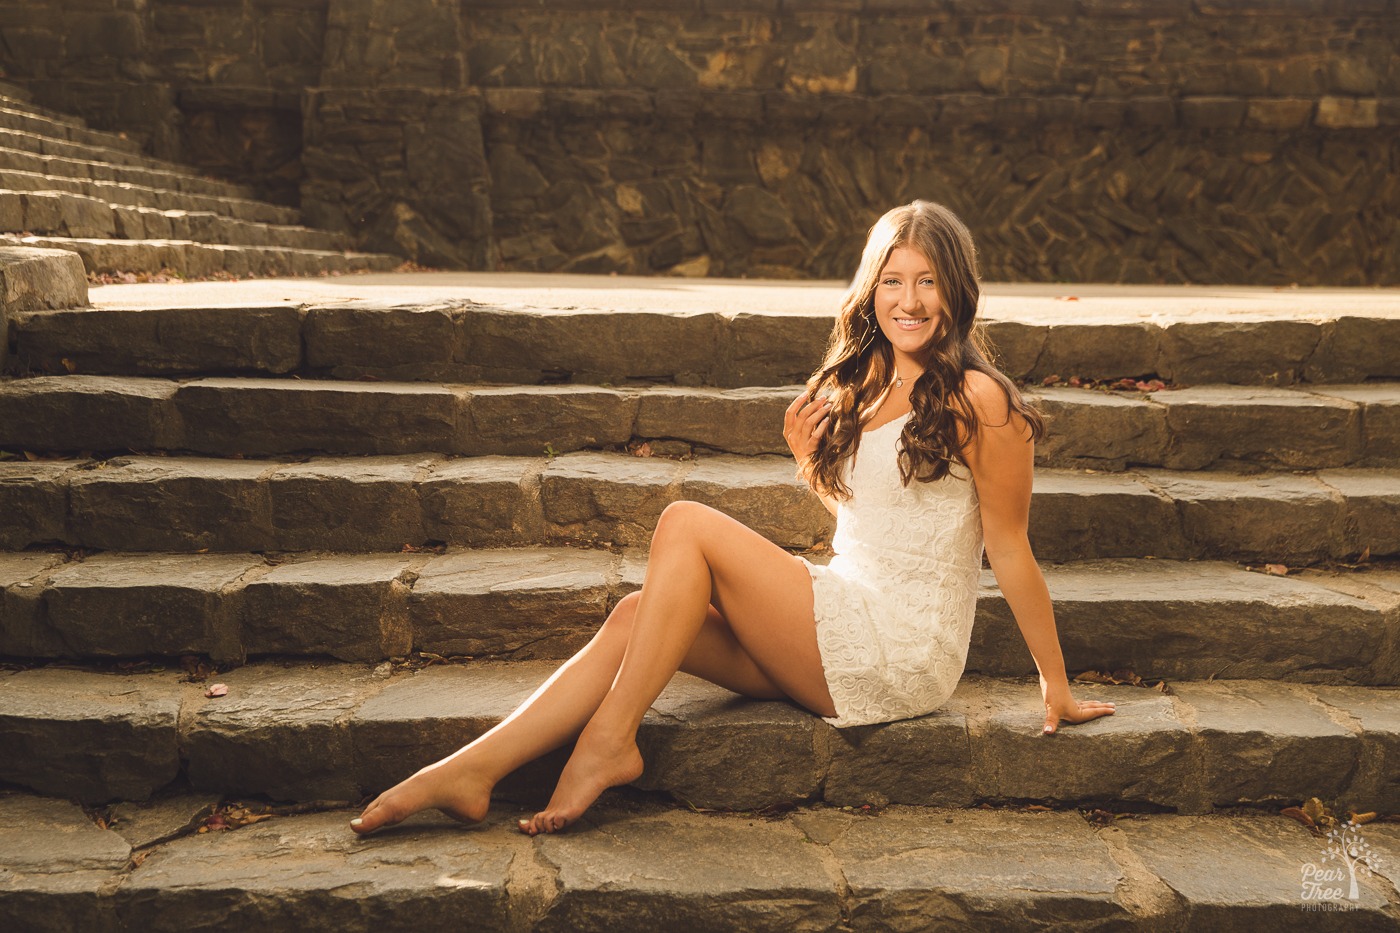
<box><xmin>2</xmin><ymin>0</ymin><xmax>1397</xmax><ymax>283</ymax></box>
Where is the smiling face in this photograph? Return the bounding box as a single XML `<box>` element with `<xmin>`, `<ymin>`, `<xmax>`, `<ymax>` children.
<box><xmin>873</xmin><ymin>244</ymin><xmax>944</xmax><ymax>369</ymax></box>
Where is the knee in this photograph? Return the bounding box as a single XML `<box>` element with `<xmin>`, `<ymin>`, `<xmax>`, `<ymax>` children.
<box><xmin>601</xmin><ymin>591</ymin><xmax>642</xmax><ymax>637</ymax></box>
<box><xmin>653</xmin><ymin>500</ymin><xmax>713</xmax><ymax>544</ymax></box>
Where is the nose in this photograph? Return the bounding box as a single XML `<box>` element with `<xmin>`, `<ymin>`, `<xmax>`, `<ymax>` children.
<box><xmin>898</xmin><ymin>283</ymin><xmax>922</xmax><ymax>312</ymax></box>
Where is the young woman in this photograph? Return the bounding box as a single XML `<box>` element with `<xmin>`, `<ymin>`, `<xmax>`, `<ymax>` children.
<box><xmin>349</xmin><ymin>200</ymin><xmax>1115</xmax><ymax>838</ymax></box>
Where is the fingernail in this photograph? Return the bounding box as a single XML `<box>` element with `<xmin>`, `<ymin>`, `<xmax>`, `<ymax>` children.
<box><xmin>350</xmin><ymin>818</ymin><xmax>362</xmax><ymax>826</ymax></box>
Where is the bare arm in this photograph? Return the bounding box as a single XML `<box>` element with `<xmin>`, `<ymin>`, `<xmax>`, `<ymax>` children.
<box><xmin>961</xmin><ymin>372</ymin><xmax>1115</xmax><ymax>734</ymax></box>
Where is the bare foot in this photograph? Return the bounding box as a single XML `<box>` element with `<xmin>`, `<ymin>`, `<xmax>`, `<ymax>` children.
<box><xmin>518</xmin><ymin>733</ymin><xmax>644</xmax><ymax>835</ymax></box>
<box><xmin>350</xmin><ymin>755</ymin><xmax>494</xmax><ymax>835</ymax></box>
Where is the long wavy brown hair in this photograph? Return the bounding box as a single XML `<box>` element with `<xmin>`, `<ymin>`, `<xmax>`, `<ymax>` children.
<box><xmin>805</xmin><ymin>200</ymin><xmax>1044</xmax><ymax>500</ymax></box>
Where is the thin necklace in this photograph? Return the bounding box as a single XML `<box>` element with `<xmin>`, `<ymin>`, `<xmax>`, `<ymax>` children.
<box><xmin>893</xmin><ymin>371</ymin><xmax>914</xmax><ymax>389</ymax></box>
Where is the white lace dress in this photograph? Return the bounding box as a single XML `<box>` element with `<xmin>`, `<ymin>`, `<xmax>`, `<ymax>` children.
<box><xmin>800</xmin><ymin>413</ymin><xmax>984</xmax><ymax>727</ymax></box>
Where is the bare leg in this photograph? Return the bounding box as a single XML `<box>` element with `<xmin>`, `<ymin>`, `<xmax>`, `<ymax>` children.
<box><xmin>352</xmin><ymin>586</ymin><xmax>793</xmax><ymax>834</ymax></box>
<box><xmin>351</xmin><ymin>590</ymin><xmax>639</xmax><ymax>833</ymax></box>
<box><xmin>519</xmin><ymin>501</ymin><xmax>834</xmax><ymax>834</ymax></box>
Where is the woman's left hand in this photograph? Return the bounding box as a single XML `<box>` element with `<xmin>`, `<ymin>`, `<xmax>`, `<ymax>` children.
<box><xmin>1040</xmin><ymin>677</ymin><xmax>1116</xmax><ymax>734</ymax></box>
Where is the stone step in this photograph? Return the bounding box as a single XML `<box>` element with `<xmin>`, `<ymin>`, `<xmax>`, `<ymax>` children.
<box><xmin>0</xmin><ymin>127</ymin><xmax>259</xmax><ymax>200</ymax></box>
<box><xmin>0</xmin><ymin>452</ymin><xmax>1392</xmax><ymax>561</ymax></box>
<box><xmin>0</xmin><ymin>84</ymin><xmax>35</xmax><ymax>105</ymax></box>
<box><xmin>1</xmin><ymin>547</ymin><xmax>1395</xmax><ymax>683</ymax></box>
<box><xmin>0</xmin><ymin>147</ymin><xmax>293</xmax><ymax>212</ymax></box>
<box><xmin>0</xmin><ymin>376</ymin><xmax>1395</xmax><ymax>471</ymax></box>
<box><xmin>0</xmin><ymin>101</ymin><xmax>148</xmax><ymax>158</ymax></box>
<box><xmin>0</xmin><ymin>235</ymin><xmax>398</xmax><ymax>278</ymax></box>
<box><xmin>7</xmin><ymin>793</ymin><xmax>1396</xmax><ymax>932</ymax></box>
<box><xmin>0</xmin><ymin>189</ymin><xmax>347</xmax><ymax>251</ymax></box>
<box><xmin>0</xmin><ymin>660</ymin><xmax>1396</xmax><ymax>818</ymax></box>
<box><xmin>8</xmin><ymin>300</ymin><xmax>1399</xmax><ymax>386</ymax></box>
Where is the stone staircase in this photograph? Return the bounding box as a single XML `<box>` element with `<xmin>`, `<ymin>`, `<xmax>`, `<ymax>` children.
<box><xmin>2</xmin><ymin>253</ymin><xmax>1399</xmax><ymax>928</ymax></box>
<box><xmin>0</xmin><ymin>83</ymin><xmax>399</xmax><ymax>279</ymax></box>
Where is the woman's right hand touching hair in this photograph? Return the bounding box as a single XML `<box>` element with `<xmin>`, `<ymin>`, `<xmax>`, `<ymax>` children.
<box><xmin>785</xmin><ymin>391</ymin><xmax>832</xmax><ymax>478</ymax></box>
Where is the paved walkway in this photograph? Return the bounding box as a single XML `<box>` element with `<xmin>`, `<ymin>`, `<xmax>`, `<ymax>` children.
<box><xmin>87</xmin><ymin>271</ymin><xmax>1400</xmax><ymax>321</ymax></box>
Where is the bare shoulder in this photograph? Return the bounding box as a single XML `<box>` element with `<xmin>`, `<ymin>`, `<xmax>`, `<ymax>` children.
<box><xmin>961</xmin><ymin>369</ymin><xmax>1013</xmax><ymax>427</ymax></box>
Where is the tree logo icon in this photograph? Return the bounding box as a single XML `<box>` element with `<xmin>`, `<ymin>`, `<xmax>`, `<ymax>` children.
<box><xmin>1300</xmin><ymin>819</ymin><xmax>1384</xmax><ymax>908</ymax></box>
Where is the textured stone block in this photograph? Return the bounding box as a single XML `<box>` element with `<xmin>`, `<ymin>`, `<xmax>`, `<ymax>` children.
<box><xmin>832</xmin><ymin>808</ymin><xmax>1130</xmax><ymax>929</ymax></box>
<box><xmin>68</xmin><ymin>456</ymin><xmax>273</xmax><ymax>552</ymax></box>
<box><xmin>540</xmin><ymin>452</ymin><xmax>681</xmax><ymax>546</ymax></box>
<box><xmin>968</xmin><ymin>678</ymin><xmax>1192</xmax><ymax>809</ymax></box>
<box><xmin>636</xmin><ymin>386</ymin><xmax>791</xmax><ymax>455</ymax></box>
<box><xmin>1028</xmin><ymin>470</ymin><xmax>1184</xmax><ymax>560</ymax></box>
<box><xmin>1033</xmin><ymin>321</ymin><xmax>1160</xmax><ymax>382</ymax></box>
<box><xmin>303</xmin><ymin>301</ymin><xmax>460</xmax><ymax>380</ymax></box>
<box><xmin>969</xmin><ymin>559</ymin><xmax>1394</xmax><ymax>684</ymax></box>
<box><xmin>1112</xmin><ymin>815</ymin><xmax>1394</xmax><ymax>925</ymax></box>
<box><xmin>637</xmin><ymin>674</ymin><xmax>823</xmax><ymax>810</ymax></box>
<box><xmin>185</xmin><ymin>665</ymin><xmax>383</xmax><ymax>801</ymax></box>
<box><xmin>0</xmin><ymin>246</ymin><xmax>86</xmax><ymax>374</ymax></box>
<box><xmin>1317</xmin><ymin>95</ymin><xmax>1379</xmax><ymax>129</ymax></box>
<box><xmin>1308</xmin><ymin>385</ymin><xmax>1400</xmax><ymax>465</ymax></box>
<box><xmin>1246</xmin><ymin>97</ymin><xmax>1314</xmax><ymax>129</ymax></box>
<box><xmin>1309</xmin><ymin>317</ymin><xmax>1400</xmax><ymax>383</ymax></box>
<box><xmin>535</xmin><ymin>807</ymin><xmax>839</xmax><ymax>933</ymax></box>
<box><xmin>1151</xmin><ymin>386</ymin><xmax>1361</xmax><ymax>470</ymax></box>
<box><xmin>0</xmin><ymin>795</ymin><xmax>131</xmax><ymax>933</ymax></box>
<box><xmin>409</xmin><ymin>547</ymin><xmax>613</xmax><ymax>658</ymax></box>
<box><xmin>462</xmin><ymin>385</ymin><xmax>636</xmax><ymax>456</ymax></box>
<box><xmin>0</xmin><ymin>552</ymin><xmax>64</xmax><ymax>656</ymax></box>
<box><xmin>240</xmin><ymin>554</ymin><xmax>416</xmax><ymax>661</ymax></box>
<box><xmin>824</xmin><ymin>701</ymin><xmax>974</xmax><ymax>808</ymax></box>
<box><xmin>0</xmin><ymin>460</ymin><xmax>73</xmax><ymax>548</ymax></box>
<box><xmin>12</xmin><ymin>305</ymin><xmax>303</xmax><ymax>376</ymax></box>
<box><xmin>1318</xmin><ymin>469</ymin><xmax>1400</xmax><ymax>558</ymax></box>
<box><xmin>1144</xmin><ymin>469</ymin><xmax>1347</xmax><ymax>561</ymax></box>
<box><xmin>117</xmin><ymin>810</ymin><xmax>516</xmax><ymax>932</ymax></box>
<box><xmin>42</xmin><ymin>552</ymin><xmax>255</xmax><ymax>661</ymax></box>
<box><xmin>420</xmin><ymin>455</ymin><xmax>544</xmax><ymax>546</ymax></box>
<box><xmin>680</xmin><ymin>455</ymin><xmax>831</xmax><ymax>549</ymax></box>
<box><xmin>1029</xmin><ymin>388</ymin><xmax>1166</xmax><ymax>470</ymax></box>
<box><xmin>266</xmin><ymin>456</ymin><xmax>434</xmax><ymax>551</ymax></box>
<box><xmin>1159</xmin><ymin>319</ymin><xmax>1320</xmax><ymax>385</ymax></box>
<box><xmin>721</xmin><ymin>312</ymin><xmax>830</xmax><ymax>387</ymax></box>
<box><xmin>0</xmin><ymin>375</ymin><xmax>178</xmax><ymax>451</ymax></box>
<box><xmin>1308</xmin><ymin>686</ymin><xmax>1400</xmax><ymax>813</ymax></box>
<box><xmin>461</xmin><ymin>307</ymin><xmax>721</xmax><ymax>385</ymax></box>
<box><xmin>1174</xmin><ymin>681</ymin><xmax>1356</xmax><ymax>810</ymax></box>
<box><xmin>0</xmin><ymin>668</ymin><xmax>182</xmax><ymax>803</ymax></box>
<box><xmin>175</xmin><ymin>378</ymin><xmax>461</xmax><ymax>456</ymax></box>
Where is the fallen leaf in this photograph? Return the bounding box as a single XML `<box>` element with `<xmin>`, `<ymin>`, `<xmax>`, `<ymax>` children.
<box><xmin>1265</xmin><ymin>563</ymin><xmax>1289</xmax><ymax>576</ymax></box>
<box><xmin>1041</xmin><ymin>374</ymin><xmax>1061</xmax><ymax>386</ymax></box>
<box><xmin>61</xmin><ymin>358</ymin><xmax>77</xmax><ymax>373</ymax></box>
<box><xmin>1281</xmin><ymin>806</ymin><xmax>1314</xmax><ymax>828</ymax></box>
<box><xmin>1349</xmin><ymin>811</ymin><xmax>1377</xmax><ymax>825</ymax></box>
<box><xmin>631</xmin><ymin>442</ymin><xmax>654</xmax><ymax>458</ymax></box>
<box><xmin>204</xmin><ymin>683</ymin><xmax>228</xmax><ymax>698</ymax></box>
<box><xmin>1055</xmin><ymin>296</ymin><xmax>1080</xmax><ymax>301</ymax></box>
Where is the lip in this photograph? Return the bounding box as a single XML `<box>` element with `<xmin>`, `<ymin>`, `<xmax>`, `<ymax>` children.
<box><xmin>892</xmin><ymin>317</ymin><xmax>928</xmax><ymax>330</ymax></box>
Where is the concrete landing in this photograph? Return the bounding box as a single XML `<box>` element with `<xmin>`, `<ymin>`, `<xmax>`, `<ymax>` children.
<box><xmin>86</xmin><ymin>271</ymin><xmax>1400</xmax><ymax>321</ymax></box>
